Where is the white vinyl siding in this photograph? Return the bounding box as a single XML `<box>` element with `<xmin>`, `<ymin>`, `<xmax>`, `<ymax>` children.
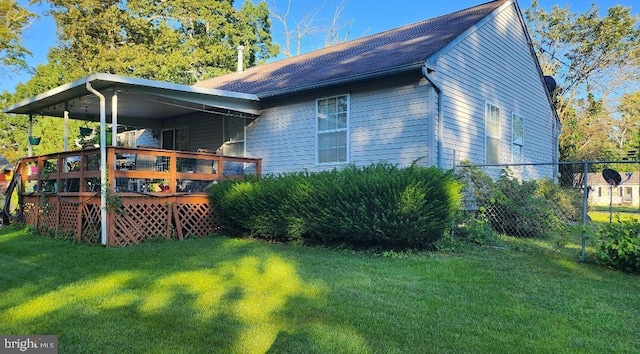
<box><xmin>485</xmin><ymin>103</ymin><xmax>501</xmax><ymax>164</ymax></box>
<box><xmin>245</xmin><ymin>77</ymin><xmax>431</xmax><ymax>175</ymax></box>
<box><xmin>434</xmin><ymin>2</ymin><xmax>556</xmax><ymax>179</ymax></box>
<box><xmin>316</xmin><ymin>95</ymin><xmax>349</xmax><ymax>164</ymax></box>
<box><xmin>512</xmin><ymin>113</ymin><xmax>523</xmax><ymax>164</ymax></box>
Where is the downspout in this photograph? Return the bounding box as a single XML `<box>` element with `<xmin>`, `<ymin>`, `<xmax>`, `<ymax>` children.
<box><xmin>63</xmin><ymin>102</ymin><xmax>69</xmax><ymax>152</ymax></box>
<box><xmin>86</xmin><ymin>81</ymin><xmax>108</xmax><ymax>246</ymax></box>
<box><xmin>422</xmin><ymin>65</ymin><xmax>444</xmax><ymax>168</ymax></box>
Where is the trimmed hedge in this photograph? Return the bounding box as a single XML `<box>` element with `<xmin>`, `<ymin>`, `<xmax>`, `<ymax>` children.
<box><xmin>208</xmin><ymin>163</ymin><xmax>461</xmax><ymax>250</ymax></box>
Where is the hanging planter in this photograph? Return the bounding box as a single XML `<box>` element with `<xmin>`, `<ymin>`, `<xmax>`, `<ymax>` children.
<box><xmin>79</xmin><ymin>127</ymin><xmax>93</xmax><ymax>137</ymax></box>
<box><xmin>28</xmin><ymin>136</ymin><xmax>41</xmax><ymax>145</ymax></box>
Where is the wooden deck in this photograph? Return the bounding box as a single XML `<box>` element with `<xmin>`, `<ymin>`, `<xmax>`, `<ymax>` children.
<box><xmin>15</xmin><ymin>147</ymin><xmax>261</xmax><ymax>246</ymax></box>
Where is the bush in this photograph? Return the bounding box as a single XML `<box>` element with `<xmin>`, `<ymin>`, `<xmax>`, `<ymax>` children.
<box><xmin>456</xmin><ymin>166</ymin><xmax>581</xmax><ymax>239</ymax></box>
<box><xmin>596</xmin><ymin>218</ymin><xmax>640</xmax><ymax>273</ymax></box>
<box><xmin>453</xmin><ymin>212</ymin><xmax>498</xmax><ymax>246</ymax></box>
<box><xmin>207</xmin><ymin>174</ymin><xmax>306</xmax><ymax>242</ymax></box>
<box><xmin>208</xmin><ymin>163</ymin><xmax>462</xmax><ymax>250</ymax></box>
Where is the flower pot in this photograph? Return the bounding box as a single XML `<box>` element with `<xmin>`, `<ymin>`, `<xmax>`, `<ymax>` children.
<box><xmin>28</xmin><ymin>136</ymin><xmax>41</xmax><ymax>145</ymax></box>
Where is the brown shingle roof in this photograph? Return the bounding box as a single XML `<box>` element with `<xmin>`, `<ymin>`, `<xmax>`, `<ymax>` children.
<box><xmin>194</xmin><ymin>0</ymin><xmax>508</xmax><ymax>97</ymax></box>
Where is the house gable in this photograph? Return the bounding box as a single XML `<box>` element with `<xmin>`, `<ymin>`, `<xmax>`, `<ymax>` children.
<box><xmin>429</xmin><ymin>1</ymin><xmax>557</xmax><ymax>179</ymax></box>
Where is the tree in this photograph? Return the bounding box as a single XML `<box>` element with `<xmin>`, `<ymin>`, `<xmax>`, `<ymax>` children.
<box><xmin>270</xmin><ymin>0</ymin><xmax>352</xmax><ymax>58</ymax></box>
<box><xmin>0</xmin><ymin>0</ymin><xmax>37</xmax><ymax>77</ymax></box>
<box><xmin>525</xmin><ymin>2</ymin><xmax>640</xmax><ymax>161</ymax></box>
<box><xmin>33</xmin><ymin>0</ymin><xmax>278</xmax><ymax>84</ymax></box>
<box><xmin>559</xmin><ymin>93</ymin><xmax>618</xmax><ymax>162</ymax></box>
<box><xmin>614</xmin><ymin>91</ymin><xmax>640</xmax><ymax>155</ymax></box>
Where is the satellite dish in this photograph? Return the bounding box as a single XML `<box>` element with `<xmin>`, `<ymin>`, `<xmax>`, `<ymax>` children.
<box><xmin>544</xmin><ymin>76</ymin><xmax>557</xmax><ymax>93</ymax></box>
<box><xmin>602</xmin><ymin>168</ymin><xmax>622</xmax><ymax>187</ymax></box>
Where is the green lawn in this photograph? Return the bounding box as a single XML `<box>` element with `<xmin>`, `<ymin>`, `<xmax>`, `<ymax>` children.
<box><xmin>589</xmin><ymin>211</ymin><xmax>640</xmax><ymax>224</ymax></box>
<box><xmin>0</xmin><ymin>226</ymin><xmax>638</xmax><ymax>353</ymax></box>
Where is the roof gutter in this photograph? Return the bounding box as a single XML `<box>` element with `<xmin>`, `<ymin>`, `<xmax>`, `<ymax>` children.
<box><xmin>422</xmin><ymin>65</ymin><xmax>444</xmax><ymax>168</ymax></box>
<box><xmin>86</xmin><ymin>81</ymin><xmax>108</xmax><ymax>246</ymax></box>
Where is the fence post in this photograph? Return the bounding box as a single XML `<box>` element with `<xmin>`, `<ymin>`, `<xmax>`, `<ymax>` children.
<box><xmin>581</xmin><ymin>161</ymin><xmax>589</xmax><ymax>261</ymax></box>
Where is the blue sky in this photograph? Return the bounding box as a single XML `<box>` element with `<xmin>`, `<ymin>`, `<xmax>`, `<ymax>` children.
<box><xmin>2</xmin><ymin>0</ymin><xmax>637</xmax><ymax>93</ymax></box>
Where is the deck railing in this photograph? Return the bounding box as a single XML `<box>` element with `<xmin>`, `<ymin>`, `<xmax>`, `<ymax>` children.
<box><xmin>18</xmin><ymin>147</ymin><xmax>262</xmax><ymax>196</ymax></box>
<box><xmin>14</xmin><ymin>147</ymin><xmax>261</xmax><ymax>246</ymax></box>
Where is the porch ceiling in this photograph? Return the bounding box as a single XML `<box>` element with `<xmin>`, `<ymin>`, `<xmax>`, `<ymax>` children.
<box><xmin>2</xmin><ymin>73</ymin><xmax>260</xmax><ymax>127</ymax></box>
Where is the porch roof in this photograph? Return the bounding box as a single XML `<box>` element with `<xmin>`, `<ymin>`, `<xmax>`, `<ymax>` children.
<box><xmin>2</xmin><ymin>73</ymin><xmax>261</xmax><ymax>127</ymax></box>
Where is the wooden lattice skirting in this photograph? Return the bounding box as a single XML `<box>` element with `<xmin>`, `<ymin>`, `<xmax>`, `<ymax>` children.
<box><xmin>21</xmin><ymin>194</ymin><xmax>217</xmax><ymax>246</ymax></box>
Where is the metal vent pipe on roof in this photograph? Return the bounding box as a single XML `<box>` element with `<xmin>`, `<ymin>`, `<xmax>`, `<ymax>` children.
<box><xmin>237</xmin><ymin>45</ymin><xmax>245</xmax><ymax>73</ymax></box>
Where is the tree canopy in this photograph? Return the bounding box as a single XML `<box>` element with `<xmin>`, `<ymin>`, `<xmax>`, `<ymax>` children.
<box><xmin>0</xmin><ymin>0</ymin><xmax>37</xmax><ymax>77</ymax></box>
<box><xmin>32</xmin><ymin>0</ymin><xmax>278</xmax><ymax>85</ymax></box>
<box><xmin>525</xmin><ymin>1</ymin><xmax>640</xmax><ymax>162</ymax></box>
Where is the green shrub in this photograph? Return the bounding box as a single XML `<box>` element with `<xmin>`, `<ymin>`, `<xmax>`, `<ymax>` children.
<box><xmin>456</xmin><ymin>166</ymin><xmax>581</xmax><ymax>239</ymax></box>
<box><xmin>596</xmin><ymin>218</ymin><xmax>640</xmax><ymax>273</ymax></box>
<box><xmin>208</xmin><ymin>174</ymin><xmax>306</xmax><ymax>242</ymax></box>
<box><xmin>208</xmin><ymin>163</ymin><xmax>461</xmax><ymax>250</ymax></box>
<box><xmin>454</xmin><ymin>212</ymin><xmax>498</xmax><ymax>246</ymax></box>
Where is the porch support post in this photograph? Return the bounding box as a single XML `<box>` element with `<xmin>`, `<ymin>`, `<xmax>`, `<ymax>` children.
<box><xmin>111</xmin><ymin>88</ymin><xmax>118</xmax><ymax>147</ymax></box>
<box><xmin>63</xmin><ymin>102</ymin><xmax>69</xmax><ymax>151</ymax></box>
<box><xmin>28</xmin><ymin>114</ymin><xmax>33</xmax><ymax>157</ymax></box>
<box><xmin>86</xmin><ymin>81</ymin><xmax>108</xmax><ymax>246</ymax></box>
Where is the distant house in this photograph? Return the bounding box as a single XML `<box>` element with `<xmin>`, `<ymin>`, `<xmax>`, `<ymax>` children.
<box><xmin>584</xmin><ymin>173</ymin><xmax>640</xmax><ymax>208</ymax></box>
<box><xmin>0</xmin><ymin>154</ymin><xmax>12</xmax><ymax>195</ymax></box>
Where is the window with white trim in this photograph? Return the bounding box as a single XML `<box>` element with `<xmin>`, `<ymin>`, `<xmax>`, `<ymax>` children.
<box><xmin>485</xmin><ymin>103</ymin><xmax>501</xmax><ymax>164</ymax></box>
<box><xmin>317</xmin><ymin>94</ymin><xmax>349</xmax><ymax>164</ymax></box>
<box><xmin>512</xmin><ymin>114</ymin><xmax>523</xmax><ymax>164</ymax></box>
<box><xmin>121</xmin><ymin>130</ymin><xmax>137</xmax><ymax>148</ymax></box>
<box><xmin>222</xmin><ymin>116</ymin><xmax>246</xmax><ymax>157</ymax></box>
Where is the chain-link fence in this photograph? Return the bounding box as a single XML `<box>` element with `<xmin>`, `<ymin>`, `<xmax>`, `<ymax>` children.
<box><xmin>454</xmin><ymin>160</ymin><xmax>640</xmax><ymax>258</ymax></box>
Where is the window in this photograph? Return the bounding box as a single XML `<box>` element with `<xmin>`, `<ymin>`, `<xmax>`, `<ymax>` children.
<box><xmin>624</xmin><ymin>187</ymin><xmax>632</xmax><ymax>203</ymax></box>
<box><xmin>512</xmin><ymin>114</ymin><xmax>523</xmax><ymax>164</ymax></box>
<box><xmin>317</xmin><ymin>95</ymin><xmax>349</xmax><ymax>164</ymax></box>
<box><xmin>485</xmin><ymin>103</ymin><xmax>501</xmax><ymax>164</ymax></box>
<box><xmin>121</xmin><ymin>130</ymin><xmax>136</xmax><ymax>148</ymax></box>
<box><xmin>161</xmin><ymin>127</ymin><xmax>189</xmax><ymax>151</ymax></box>
<box><xmin>222</xmin><ymin>117</ymin><xmax>246</xmax><ymax>157</ymax></box>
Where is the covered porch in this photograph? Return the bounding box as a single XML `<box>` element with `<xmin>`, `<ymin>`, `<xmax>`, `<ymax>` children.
<box><xmin>3</xmin><ymin>73</ymin><xmax>262</xmax><ymax>246</ymax></box>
